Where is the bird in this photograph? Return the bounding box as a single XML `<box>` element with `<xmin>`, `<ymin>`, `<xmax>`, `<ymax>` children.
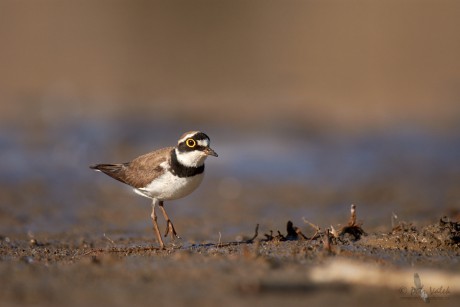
<box><xmin>90</xmin><ymin>131</ymin><xmax>218</xmax><ymax>249</ymax></box>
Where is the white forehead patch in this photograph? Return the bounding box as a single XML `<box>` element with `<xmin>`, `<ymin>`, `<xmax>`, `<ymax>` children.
<box><xmin>197</xmin><ymin>139</ymin><xmax>209</xmax><ymax>147</ymax></box>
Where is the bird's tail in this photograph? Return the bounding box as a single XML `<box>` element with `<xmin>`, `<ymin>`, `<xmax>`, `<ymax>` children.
<box><xmin>89</xmin><ymin>163</ymin><xmax>130</xmax><ymax>184</ymax></box>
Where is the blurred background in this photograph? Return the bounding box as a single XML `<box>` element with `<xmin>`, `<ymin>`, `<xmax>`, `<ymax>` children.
<box><xmin>1</xmin><ymin>0</ymin><xmax>459</xmax><ymax>240</ymax></box>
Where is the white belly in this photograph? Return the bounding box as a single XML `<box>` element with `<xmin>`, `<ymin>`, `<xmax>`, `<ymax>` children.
<box><xmin>134</xmin><ymin>172</ymin><xmax>204</xmax><ymax>201</ymax></box>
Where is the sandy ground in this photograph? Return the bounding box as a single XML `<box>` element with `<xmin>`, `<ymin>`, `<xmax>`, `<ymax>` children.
<box><xmin>1</xmin><ymin>205</ymin><xmax>459</xmax><ymax>307</ymax></box>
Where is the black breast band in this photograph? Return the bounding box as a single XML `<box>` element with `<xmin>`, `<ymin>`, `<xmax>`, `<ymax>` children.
<box><xmin>170</xmin><ymin>150</ymin><xmax>205</xmax><ymax>178</ymax></box>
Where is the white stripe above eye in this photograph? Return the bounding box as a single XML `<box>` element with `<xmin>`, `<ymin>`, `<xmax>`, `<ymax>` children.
<box><xmin>178</xmin><ymin>131</ymin><xmax>199</xmax><ymax>144</ymax></box>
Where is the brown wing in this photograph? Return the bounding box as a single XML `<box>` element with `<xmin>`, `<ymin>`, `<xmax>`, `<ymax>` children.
<box><xmin>90</xmin><ymin>147</ymin><xmax>173</xmax><ymax>188</ymax></box>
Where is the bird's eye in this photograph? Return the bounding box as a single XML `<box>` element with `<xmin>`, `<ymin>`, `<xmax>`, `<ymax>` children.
<box><xmin>186</xmin><ymin>139</ymin><xmax>196</xmax><ymax>148</ymax></box>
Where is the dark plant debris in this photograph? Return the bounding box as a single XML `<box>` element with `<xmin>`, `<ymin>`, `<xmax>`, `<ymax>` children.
<box><xmin>339</xmin><ymin>204</ymin><xmax>367</xmax><ymax>241</ymax></box>
<box><xmin>260</xmin><ymin>204</ymin><xmax>367</xmax><ymax>249</ymax></box>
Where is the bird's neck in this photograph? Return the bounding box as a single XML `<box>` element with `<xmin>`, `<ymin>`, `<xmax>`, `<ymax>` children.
<box><xmin>170</xmin><ymin>149</ymin><xmax>205</xmax><ymax>178</ymax></box>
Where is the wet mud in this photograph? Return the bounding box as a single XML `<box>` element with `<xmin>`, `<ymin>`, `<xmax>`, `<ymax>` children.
<box><xmin>1</xmin><ymin>205</ymin><xmax>459</xmax><ymax>307</ymax></box>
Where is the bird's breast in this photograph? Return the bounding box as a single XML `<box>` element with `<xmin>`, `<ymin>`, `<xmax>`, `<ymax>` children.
<box><xmin>135</xmin><ymin>172</ymin><xmax>204</xmax><ymax>201</ymax></box>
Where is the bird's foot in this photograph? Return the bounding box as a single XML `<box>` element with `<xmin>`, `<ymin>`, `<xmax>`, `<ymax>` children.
<box><xmin>164</xmin><ymin>220</ymin><xmax>181</xmax><ymax>240</ymax></box>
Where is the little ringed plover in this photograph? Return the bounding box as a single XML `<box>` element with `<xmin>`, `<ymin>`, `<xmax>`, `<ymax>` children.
<box><xmin>90</xmin><ymin>131</ymin><xmax>218</xmax><ymax>249</ymax></box>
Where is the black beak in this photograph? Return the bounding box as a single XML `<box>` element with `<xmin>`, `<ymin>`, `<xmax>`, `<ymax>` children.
<box><xmin>204</xmin><ymin>147</ymin><xmax>218</xmax><ymax>157</ymax></box>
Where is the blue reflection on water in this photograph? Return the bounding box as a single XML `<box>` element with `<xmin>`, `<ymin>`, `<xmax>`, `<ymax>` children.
<box><xmin>0</xmin><ymin>119</ymin><xmax>459</xmax><ymax>234</ymax></box>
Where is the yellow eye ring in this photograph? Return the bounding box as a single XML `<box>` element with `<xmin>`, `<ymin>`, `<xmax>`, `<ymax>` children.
<box><xmin>186</xmin><ymin>138</ymin><xmax>196</xmax><ymax>148</ymax></box>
